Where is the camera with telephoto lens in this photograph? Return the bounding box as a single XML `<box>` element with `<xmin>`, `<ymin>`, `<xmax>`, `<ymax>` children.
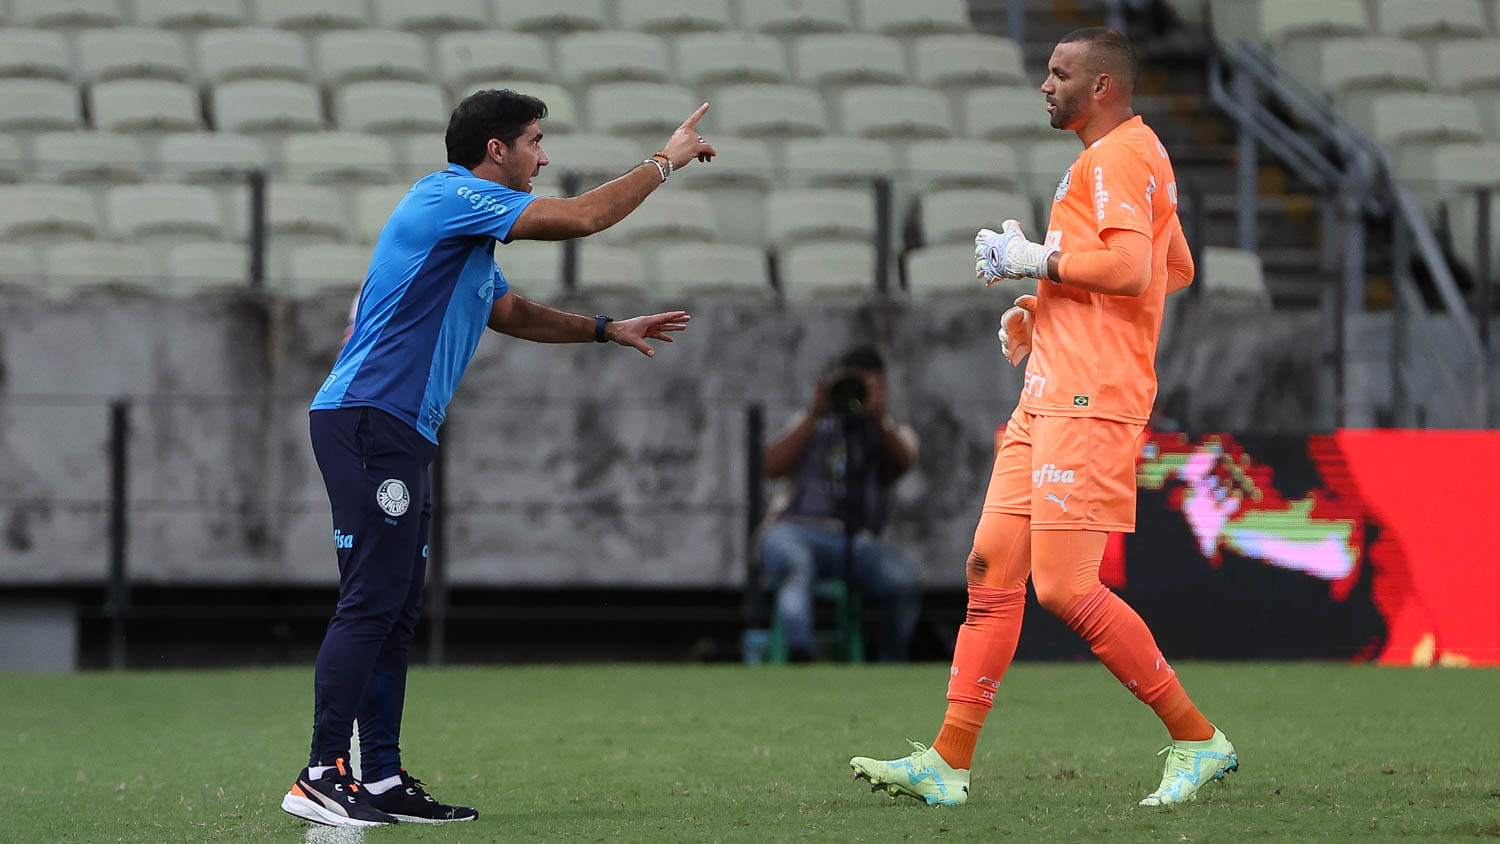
<box><xmin>826</xmin><ymin>368</ymin><xmax>869</xmax><ymax>417</ymax></box>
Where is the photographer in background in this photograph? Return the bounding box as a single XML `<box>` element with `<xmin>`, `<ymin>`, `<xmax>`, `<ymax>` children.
<box><xmin>759</xmin><ymin>346</ymin><xmax>921</xmax><ymax>662</ymax></box>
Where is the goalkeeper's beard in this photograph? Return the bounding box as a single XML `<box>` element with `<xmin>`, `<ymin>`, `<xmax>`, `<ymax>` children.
<box><xmin>1048</xmin><ymin>98</ymin><xmax>1083</xmax><ymax>131</ymax></box>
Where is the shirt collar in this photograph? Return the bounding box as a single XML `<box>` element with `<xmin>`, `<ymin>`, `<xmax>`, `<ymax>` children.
<box><xmin>445</xmin><ymin>162</ymin><xmax>476</xmax><ymax>177</ymax></box>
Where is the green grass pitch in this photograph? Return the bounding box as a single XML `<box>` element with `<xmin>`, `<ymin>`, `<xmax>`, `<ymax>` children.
<box><xmin>3</xmin><ymin>662</ymin><xmax>1496</xmax><ymax>841</ymax></box>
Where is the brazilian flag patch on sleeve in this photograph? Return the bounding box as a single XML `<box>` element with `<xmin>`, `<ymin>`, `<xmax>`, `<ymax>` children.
<box><xmin>1073</xmin><ymin>395</ymin><xmax>1090</xmax><ymax>407</ymax></box>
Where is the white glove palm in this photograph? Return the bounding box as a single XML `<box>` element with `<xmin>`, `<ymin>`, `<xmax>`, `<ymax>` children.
<box><xmin>975</xmin><ymin>220</ymin><xmax>1057</xmax><ymax>284</ymax></box>
<box><xmin>997</xmin><ymin>294</ymin><xmax>1037</xmax><ymax>366</ymax></box>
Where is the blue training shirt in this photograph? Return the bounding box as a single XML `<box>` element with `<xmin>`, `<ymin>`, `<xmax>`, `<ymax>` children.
<box><xmin>311</xmin><ymin>163</ymin><xmax>538</xmax><ymax>443</ymax></box>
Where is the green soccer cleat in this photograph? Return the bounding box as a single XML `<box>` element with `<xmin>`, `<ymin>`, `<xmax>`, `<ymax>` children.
<box><xmin>1138</xmin><ymin>727</ymin><xmax>1238</xmax><ymax>806</ymax></box>
<box><xmin>850</xmin><ymin>741</ymin><xmax>969</xmax><ymax>806</ymax></box>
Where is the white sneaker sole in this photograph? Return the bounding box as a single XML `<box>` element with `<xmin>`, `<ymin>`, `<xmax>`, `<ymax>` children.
<box><xmin>280</xmin><ymin>792</ymin><xmax>393</xmax><ymax>828</ymax></box>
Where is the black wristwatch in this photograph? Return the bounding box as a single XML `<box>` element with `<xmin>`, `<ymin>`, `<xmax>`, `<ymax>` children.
<box><xmin>593</xmin><ymin>314</ymin><xmax>614</xmax><ymax>342</ymax></box>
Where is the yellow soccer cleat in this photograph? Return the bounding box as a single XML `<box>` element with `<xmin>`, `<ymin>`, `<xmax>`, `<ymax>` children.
<box><xmin>850</xmin><ymin>741</ymin><xmax>969</xmax><ymax>806</ymax></box>
<box><xmin>1138</xmin><ymin>727</ymin><xmax>1238</xmax><ymax>806</ymax></box>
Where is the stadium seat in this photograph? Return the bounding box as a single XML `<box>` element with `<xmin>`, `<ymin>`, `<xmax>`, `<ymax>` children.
<box><xmin>1372</xmin><ymin>0</ymin><xmax>1487</xmax><ymax>40</ymax></box>
<box><xmin>42</xmin><ymin>242</ymin><xmax>156</xmax><ymax>296</ymax></box>
<box><xmin>106</xmin><ymin>183</ymin><xmax>226</xmax><ymax>242</ymax></box>
<box><xmin>0</xmin><ymin>243</ymin><xmax>43</xmax><ymax>290</ymax></box>
<box><xmin>854</xmin><ymin>0</ymin><xmax>971</xmax><ymax>35</ymax></box>
<box><xmin>902</xmin><ymin>140</ymin><xmax>1021</xmax><ymax>192</ymax></box>
<box><xmin>0</xmin><ymin>79</ymin><xmax>82</xmax><ymax>131</ymax></box>
<box><xmin>91</xmin><ymin>79</ymin><xmax>202</xmax><ymax>133</ymax></box>
<box><xmin>75</xmin><ymin>28</ymin><xmax>192</xmax><ymax>82</ymax></box>
<box><xmin>742</xmin><ymin>0</ymin><xmax>851</xmax><ymax>34</ymax></box>
<box><xmin>912</xmin><ymin>35</ymin><xmax>1028</xmax><ymax>90</ymax></box>
<box><xmin>765</xmin><ymin>189</ymin><xmax>874</xmax><ymax>246</ymax></box>
<box><xmin>1024</xmin><ymin>138</ymin><xmax>1083</xmax><ymax>198</ymax></box>
<box><xmin>335</xmin><ymin>82</ymin><xmax>448</xmax><ymax>135</ymax></box>
<box><xmin>964</xmin><ymin>86</ymin><xmax>1054</xmax><ymax>141</ymax></box>
<box><xmin>134</xmin><ymin>0</ymin><xmax>247</xmax><ymax>30</ymax></box>
<box><xmin>1257</xmin><ymin>0</ymin><xmax>1371</xmax><ymax>48</ymax></box>
<box><xmin>557</xmin><ymin>31</ymin><xmax>671</xmax><ymax>85</ymax></box>
<box><xmin>904</xmin><ymin>242</ymin><xmax>980</xmax><ymax>298</ymax></box>
<box><xmin>352</xmin><ymin>183</ymin><xmax>411</xmax><ymax>243</ymax></box>
<box><xmin>0</xmin><ymin>29</ymin><xmax>71</xmax><ymax>79</ymax></box>
<box><xmin>617</xmin><ymin>0</ymin><xmax>730</xmax><ymax>33</ymax></box>
<box><xmin>674</xmin><ymin>33</ymin><xmax>788</xmax><ymax>86</ymax></box>
<box><xmin>713</xmin><ymin>84</ymin><xmax>828</xmax><ymax>137</ymax></box>
<box><xmin>12</xmin><ymin>0</ymin><xmax>125</xmax><ymax>28</ymax></box>
<box><xmin>196</xmin><ymin>28</ymin><xmax>312</xmax><ymax>83</ymax></box>
<box><xmin>280</xmin><ymin>132</ymin><xmax>398</xmax><ymax>184</ymax></box>
<box><xmin>1279</xmin><ymin>37</ymin><xmax>1426</xmax><ymax>104</ymax></box>
<box><xmin>540</xmin><ymin>133</ymin><xmax>644</xmax><ymax>185</ymax></box>
<box><xmin>838</xmin><ymin>85</ymin><xmax>954</xmax><ymax>139</ymax></box>
<box><xmin>671</xmin><ymin>134</ymin><xmax>774</xmax><ymax>245</ymax></box>
<box><xmin>585</xmin><ymin>82</ymin><xmax>696</xmax><ymax>139</ymax></box>
<box><xmin>316</xmin><ymin>30</ymin><xmax>431</xmax><ymax>85</ymax></box>
<box><xmin>652</xmin><ymin>243</ymin><xmax>771</xmax><ymax>297</ymax></box>
<box><xmin>495</xmin><ymin>239</ymin><xmax>564</xmax><ymax>298</ymax></box>
<box><xmin>791</xmin><ymin>34</ymin><xmax>907</xmax><ymax>87</ymax></box>
<box><xmin>156</xmin><ymin>131</ymin><xmax>269</xmax><ymax>183</ymax></box>
<box><xmin>256</xmin><ymin>0</ymin><xmax>365</xmax><ymax>31</ymax></box>
<box><xmin>576</xmin><ymin>242</ymin><xmax>651</xmax><ymax>292</ymax></box>
<box><xmin>31</xmin><ymin>130</ymin><xmax>148</xmax><ymax>184</ymax></box>
<box><xmin>492</xmin><ymin>0</ymin><xmax>608</xmax><ymax>33</ymax></box>
<box><xmin>778</xmin><ymin>242</ymin><xmax>875</xmax><ymax>298</ymax></box>
<box><xmin>599</xmin><ymin>192</ymin><xmax>719</xmax><ymax>244</ymax></box>
<box><xmin>1353</xmin><ymin>93</ymin><xmax>1486</xmax><ymax>151</ymax></box>
<box><xmin>783</xmin><ymin>136</ymin><xmax>897</xmax><ymax>187</ymax></box>
<box><xmin>259</xmin><ymin>183</ymin><xmax>351</xmax><ymax>242</ymax></box>
<box><xmin>281</xmin><ymin>243</ymin><xmax>371</xmax><ymax>297</ymax></box>
<box><xmin>0</xmin><ymin>136</ymin><xmax>22</xmax><ymax>183</ymax></box>
<box><xmin>919</xmin><ymin>189</ymin><xmax>1036</xmax><ymax>246</ymax></box>
<box><xmin>164</xmin><ymin>241</ymin><xmax>251</xmax><ymax>295</ymax></box>
<box><xmin>374</xmin><ymin>0</ymin><xmax>488</xmax><ymax>31</ymax></box>
<box><xmin>1433</xmin><ymin>39</ymin><xmax>1500</xmax><ymax>92</ymax></box>
<box><xmin>1199</xmin><ymin>246</ymin><xmax>1271</xmax><ymax>307</ymax></box>
<box><xmin>212</xmin><ymin>79</ymin><xmax>324</xmax><ymax>133</ymax></box>
<box><xmin>435</xmin><ymin>32</ymin><xmax>553</xmax><ymax>87</ymax></box>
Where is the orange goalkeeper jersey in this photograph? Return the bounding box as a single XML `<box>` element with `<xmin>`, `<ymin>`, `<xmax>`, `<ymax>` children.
<box><xmin>1020</xmin><ymin>115</ymin><xmax>1178</xmax><ymax>424</ymax></box>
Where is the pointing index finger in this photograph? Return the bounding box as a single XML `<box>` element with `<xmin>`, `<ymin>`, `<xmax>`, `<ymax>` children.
<box><xmin>681</xmin><ymin>102</ymin><xmax>709</xmax><ymax>130</ymax></box>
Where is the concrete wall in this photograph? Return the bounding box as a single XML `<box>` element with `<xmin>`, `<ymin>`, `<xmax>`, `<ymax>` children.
<box><xmin>0</xmin><ymin>288</ymin><xmax>1337</xmax><ymax>588</ymax></box>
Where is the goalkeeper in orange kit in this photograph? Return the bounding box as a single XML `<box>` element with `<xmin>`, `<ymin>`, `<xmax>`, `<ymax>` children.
<box><xmin>849</xmin><ymin>27</ymin><xmax>1233</xmax><ymax>808</ymax></box>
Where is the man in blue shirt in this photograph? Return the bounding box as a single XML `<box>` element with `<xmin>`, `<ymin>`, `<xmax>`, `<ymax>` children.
<box><xmin>281</xmin><ymin>89</ymin><xmax>715</xmax><ymax>829</ymax></box>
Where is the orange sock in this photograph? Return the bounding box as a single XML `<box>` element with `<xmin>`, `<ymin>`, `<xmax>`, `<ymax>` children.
<box><xmin>934</xmin><ymin>702</ymin><xmax>988</xmax><ymax>770</ymax></box>
<box><xmin>1059</xmin><ymin>585</ymin><xmax>1215</xmax><ymax>741</ymax></box>
<box><xmin>935</xmin><ymin>584</ymin><xmax>1027</xmax><ymax>768</ymax></box>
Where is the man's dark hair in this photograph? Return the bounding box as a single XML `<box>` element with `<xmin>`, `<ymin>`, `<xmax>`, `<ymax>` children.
<box><xmin>1057</xmin><ymin>26</ymin><xmax>1137</xmax><ymax>92</ymax></box>
<box><xmin>445</xmin><ymin>89</ymin><xmax>547</xmax><ymax>168</ymax></box>
<box><xmin>837</xmin><ymin>345</ymin><xmax>886</xmax><ymax>373</ymax></box>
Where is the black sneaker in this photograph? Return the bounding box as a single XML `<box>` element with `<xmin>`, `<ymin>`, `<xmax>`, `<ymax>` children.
<box><xmin>280</xmin><ymin>758</ymin><xmax>398</xmax><ymax>828</ymax></box>
<box><xmin>367</xmin><ymin>769</ymin><xmax>479</xmax><ymax>824</ymax></box>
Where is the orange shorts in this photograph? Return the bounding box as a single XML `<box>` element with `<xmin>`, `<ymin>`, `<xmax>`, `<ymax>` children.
<box><xmin>983</xmin><ymin>405</ymin><xmax>1145</xmax><ymax>531</ymax></box>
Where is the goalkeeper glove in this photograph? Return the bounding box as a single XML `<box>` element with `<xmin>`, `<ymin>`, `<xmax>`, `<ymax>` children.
<box><xmin>997</xmin><ymin>294</ymin><xmax>1037</xmax><ymax>366</ymax></box>
<box><xmin>974</xmin><ymin>220</ymin><xmax>1058</xmax><ymax>284</ymax></box>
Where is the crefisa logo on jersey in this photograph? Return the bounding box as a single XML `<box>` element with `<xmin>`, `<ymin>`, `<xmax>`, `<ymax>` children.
<box><xmin>376</xmin><ymin>478</ymin><xmax>410</xmax><ymax>517</ymax></box>
<box><xmin>455</xmin><ymin>185</ymin><xmax>509</xmax><ymax>216</ymax></box>
<box><xmin>1054</xmin><ymin>168</ymin><xmax>1072</xmax><ymax>202</ymax></box>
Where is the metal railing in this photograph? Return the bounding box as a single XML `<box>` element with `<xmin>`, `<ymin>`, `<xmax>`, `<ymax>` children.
<box><xmin>1206</xmin><ymin>37</ymin><xmax>1490</xmax><ymax>428</ymax></box>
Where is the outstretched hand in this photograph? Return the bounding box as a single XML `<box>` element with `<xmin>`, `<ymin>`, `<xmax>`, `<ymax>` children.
<box><xmin>607</xmin><ymin>310</ymin><xmax>692</xmax><ymax>357</ymax></box>
<box><xmin>657</xmin><ymin>103</ymin><xmax>717</xmax><ymax>170</ymax></box>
